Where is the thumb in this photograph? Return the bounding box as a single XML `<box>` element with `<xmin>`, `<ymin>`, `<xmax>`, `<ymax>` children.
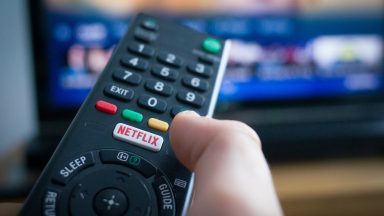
<box><xmin>170</xmin><ymin>111</ymin><xmax>282</xmax><ymax>216</ymax></box>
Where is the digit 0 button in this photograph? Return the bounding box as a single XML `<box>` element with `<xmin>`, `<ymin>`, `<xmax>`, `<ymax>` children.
<box><xmin>138</xmin><ymin>94</ymin><xmax>167</xmax><ymax>113</ymax></box>
<box><xmin>148</xmin><ymin>118</ymin><xmax>169</xmax><ymax>132</ymax></box>
<box><xmin>95</xmin><ymin>100</ymin><xmax>117</xmax><ymax>114</ymax></box>
<box><xmin>122</xmin><ymin>109</ymin><xmax>143</xmax><ymax>123</ymax></box>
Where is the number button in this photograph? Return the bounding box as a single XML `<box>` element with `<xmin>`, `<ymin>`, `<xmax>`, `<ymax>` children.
<box><xmin>177</xmin><ymin>90</ymin><xmax>205</xmax><ymax>107</ymax></box>
<box><xmin>138</xmin><ymin>95</ymin><xmax>167</xmax><ymax>113</ymax></box>
<box><xmin>158</xmin><ymin>52</ymin><xmax>183</xmax><ymax>67</ymax></box>
<box><xmin>145</xmin><ymin>79</ymin><xmax>173</xmax><ymax>96</ymax></box>
<box><xmin>128</xmin><ymin>42</ymin><xmax>155</xmax><ymax>57</ymax></box>
<box><xmin>182</xmin><ymin>76</ymin><xmax>209</xmax><ymax>92</ymax></box>
<box><xmin>151</xmin><ymin>64</ymin><xmax>178</xmax><ymax>81</ymax></box>
<box><xmin>134</xmin><ymin>28</ymin><xmax>157</xmax><ymax>43</ymax></box>
<box><xmin>188</xmin><ymin>62</ymin><xmax>213</xmax><ymax>77</ymax></box>
<box><xmin>121</xmin><ymin>55</ymin><xmax>149</xmax><ymax>71</ymax></box>
<box><xmin>112</xmin><ymin>69</ymin><xmax>142</xmax><ymax>85</ymax></box>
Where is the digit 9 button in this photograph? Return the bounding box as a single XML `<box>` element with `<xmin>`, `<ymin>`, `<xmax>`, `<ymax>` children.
<box><xmin>177</xmin><ymin>90</ymin><xmax>205</xmax><ymax>108</ymax></box>
<box><xmin>138</xmin><ymin>94</ymin><xmax>168</xmax><ymax>113</ymax></box>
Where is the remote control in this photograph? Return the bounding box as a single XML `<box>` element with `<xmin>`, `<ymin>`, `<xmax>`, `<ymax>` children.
<box><xmin>21</xmin><ymin>13</ymin><xmax>230</xmax><ymax>216</ymax></box>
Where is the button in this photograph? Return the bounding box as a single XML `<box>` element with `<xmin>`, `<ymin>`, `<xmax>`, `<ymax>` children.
<box><xmin>134</xmin><ymin>28</ymin><xmax>157</xmax><ymax>43</ymax></box>
<box><xmin>122</xmin><ymin>109</ymin><xmax>143</xmax><ymax>123</ymax></box>
<box><xmin>112</xmin><ymin>69</ymin><xmax>142</xmax><ymax>85</ymax></box>
<box><xmin>148</xmin><ymin>118</ymin><xmax>169</xmax><ymax>132</ymax></box>
<box><xmin>104</xmin><ymin>83</ymin><xmax>134</xmax><ymax>102</ymax></box>
<box><xmin>42</xmin><ymin>189</ymin><xmax>60</xmax><ymax>216</ymax></box>
<box><xmin>69</xmin><ymin>168</ymin><xmax>152</xmax><ymax>216</ymax></box>
<box><xmin>96</xmin><ymin>100</ymin><xmax>117</xmax><ymax>114</ymax></box>
<box><xmin>127</xmin><ymin>42</ymin><xmax>155</xmax><ymax>57</ymax></box>
<box><xmin>145</xmin><ymin>79</ymin><xmax>173</xmax><ymax>96</ymax></box>
<box><xmin>151</xmin><ymin>64</ymin><xmax>178</xmax><ymax>81</ymax></box>
<box><xmin>198</xmin><ymin>55</ymin><xmax>215</xmax><ymax>65</ymax></box>
<box><xmin>141</xmin><ymin>19</ymin><xmax>159</xmax><ymax>31</ymax></box>
<box><xmin>52</xmin><ymin>152</ymin><xmax>95</xmax><ymax>185</ymax></box>
<box><xmin>138</xmin><ymin>95</ymin><xmax>167</xmax><ymax>113</ymax></box>
<box><xmin>170</xmin><ymin>105</ymin><xmax>188</xmax><ymax>118</ymax></box>
<box><xmin>177</xmin><ymin>90</ymin><xmax>205</xmax><ymax>107</ymax></box>
<box><xmin>93</xmin><ymin>188</ymin><xmax>128</xmax><ymax>216</ymax></box>
<box><xmin>113</xmin><ymin>123</ymin><xmax>164</xmax><ymax>152</ymax></box>
<box><xmin>121</xmin><ymin>55</ymin><xmax>149</xmax><ymax>71</ymax></box>
<box><xmin>99</xmin><ymin>150</ymin><xmax>157</xmax><ymax>177</ymax></box>
<box><xmin>158</xmin><ymin>52</ymin><xmax>183</xmax><ymax>68</ymax></box>
<box><xmin>188</xmin><ymin>62</ymin><xmax>213</xmax><ymax>77</ymax></box>
<box><xmin>182</xmin><ymin>76</ymin><xmax>209</xmax><ymax>92</ymax></box>
<box><xmin>153</xmin><ymin>176</ymin><xmax>176</xmax><ymax>216</ymax></box>
<box><xmin>202</xmin><ymin>37</ymin><xmax>222</xmax><ymax>54</ymax></box>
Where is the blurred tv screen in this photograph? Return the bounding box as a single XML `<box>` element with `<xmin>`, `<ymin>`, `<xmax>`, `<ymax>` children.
<box><xmin>39</xmin><ymin>0</ymin><xmax>384</xmax><ymax>108</ymax></box>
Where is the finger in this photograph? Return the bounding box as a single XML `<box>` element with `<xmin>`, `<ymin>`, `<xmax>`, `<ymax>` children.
<box><xmin>169</xmin><ymin>112</ymin><xmax>282</xmax><ymax>216</ymax></box>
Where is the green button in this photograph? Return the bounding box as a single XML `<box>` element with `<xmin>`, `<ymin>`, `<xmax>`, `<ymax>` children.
<box><xmin>128</xmin><ymin>155</ymin><xmax>141</xmax><ymax>166</ymax></box>
<box><xmin>202</xmin><ymin>38</ymin><xmax>222</xmax><ymax>54</ymax></box>
<box><xmin>122</xmin><ymin>109</ymin><xmax>143</xmax><ymax>123</ymax></box>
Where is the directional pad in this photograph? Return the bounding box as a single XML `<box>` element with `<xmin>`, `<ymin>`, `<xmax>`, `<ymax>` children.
<box><xmin>69</xmin><ymin>166</ymin><xmax>153</xmax><ymax>216</ymax></box>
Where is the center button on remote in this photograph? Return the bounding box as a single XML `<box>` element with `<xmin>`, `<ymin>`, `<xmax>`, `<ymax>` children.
<box><xmin>93</xmin><ymin>188</ymin><xmax>128</xmax><ymax>216</ymax></box>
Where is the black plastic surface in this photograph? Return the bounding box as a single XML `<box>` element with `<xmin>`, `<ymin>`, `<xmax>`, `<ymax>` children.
<box><xmin>21</xmin><ymin>13</ymin><xmax>227</xmax><ymax>216</ymax></box>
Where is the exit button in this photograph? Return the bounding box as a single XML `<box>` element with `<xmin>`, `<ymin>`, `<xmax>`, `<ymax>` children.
<box><xmin>202</xmin><ymin>38</ymin><xmax>221</xmax><ymax>54</ymax></box>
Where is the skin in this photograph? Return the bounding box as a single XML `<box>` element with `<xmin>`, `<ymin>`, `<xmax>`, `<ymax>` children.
<box><xmin>170</xmin><ymin>111</ymin><xmax>283</xmax><ymax>216</ymax></box>
<box><xmin>0</xmin><ymin>111</ymin><xmax>282</xmax><ymax>216</ymax></box>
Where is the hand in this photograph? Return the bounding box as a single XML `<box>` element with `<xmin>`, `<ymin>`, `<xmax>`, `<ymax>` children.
<box><xmin>0</xmin><ymin>112</ymin><xmax>282</xmax><ymax>216</ymax></box>
<box><xmin>170</xmin><ymin>111</ymin><xmax>282</xmax><ymax>216</ymax></box>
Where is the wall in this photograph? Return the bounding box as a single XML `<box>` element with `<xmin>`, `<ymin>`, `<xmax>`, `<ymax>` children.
<box><xmin>0</xmin><ymin>0</ymin><xmax>37</xmax><ymax>154</ymax></box>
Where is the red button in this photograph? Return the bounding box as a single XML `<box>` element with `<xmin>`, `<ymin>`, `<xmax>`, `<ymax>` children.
<box><xmin>95</xmin><ymin>100</ymin><xmax>117</xmax><ymax>114</ymax></box>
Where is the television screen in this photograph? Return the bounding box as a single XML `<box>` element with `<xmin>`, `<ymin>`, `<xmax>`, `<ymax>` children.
<box><xmin>39</xmin><ymin>0</ymin><xmax>384</xmax><ymax>108</ymax></box>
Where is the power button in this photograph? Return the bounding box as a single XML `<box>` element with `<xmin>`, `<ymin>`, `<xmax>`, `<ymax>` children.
<box><xmin>202</xmin><ymin>38</ymin><xmax>221</xmax><ymax>54</ymax></box>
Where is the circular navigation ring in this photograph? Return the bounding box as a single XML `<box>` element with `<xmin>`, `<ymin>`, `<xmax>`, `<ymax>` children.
<box><xmin>69</xmin><ymin>166</ymin><xmax>154</xmax><ymax>216</ymax></box>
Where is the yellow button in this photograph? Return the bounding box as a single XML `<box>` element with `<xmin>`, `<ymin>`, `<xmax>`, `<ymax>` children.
<box><xmin>148</xmin><ymin>118</ymin><xmax>169</xmax><ymax>132</ymax></box>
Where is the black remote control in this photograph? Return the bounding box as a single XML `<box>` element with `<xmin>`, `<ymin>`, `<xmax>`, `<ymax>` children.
<box><xmin>21</xmin><ymin>13</ymin><xmax>230</xmax><ymax>216</ymax></box>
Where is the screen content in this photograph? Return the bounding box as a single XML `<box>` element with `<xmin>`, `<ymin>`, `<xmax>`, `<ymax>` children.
<box><xmin>41</xmin><ymin>0</ymin><xmax>384</xmax><ymax>108</ymax></box>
